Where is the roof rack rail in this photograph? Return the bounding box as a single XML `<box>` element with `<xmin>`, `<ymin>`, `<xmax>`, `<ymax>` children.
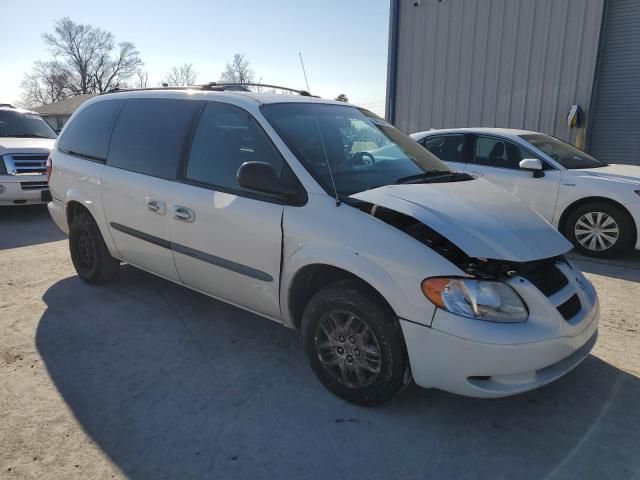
<box><xmin>104</xmin><ymin>83</ymin><xmax>317</xmax><ymax>97</ymax></box>
<box><xmin>215</xmin><ymin>82</ymin><xmax>315</xmax><ymax>96</ymax></box>
<box><xmin>0</xmin><ymin>103</ymin><xmax>16</xmax><ymax>108</ymax></box>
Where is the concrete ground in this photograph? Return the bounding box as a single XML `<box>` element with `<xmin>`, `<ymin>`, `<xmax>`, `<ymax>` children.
<box><xmin>1</xmin><ymin>205</ymin><xmax>639</xmax><ymax>480</ymax></box>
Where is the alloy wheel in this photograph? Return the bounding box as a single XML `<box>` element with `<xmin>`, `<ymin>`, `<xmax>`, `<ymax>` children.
<box><xmin>314</xmin><ymin>309</ymin><xmax>382</xmax><ymax>389</ymax></box>
<box><xmin>574</xmin><ymin>211</ymin><xmax>620</xmax><ymax>252</ymax></box>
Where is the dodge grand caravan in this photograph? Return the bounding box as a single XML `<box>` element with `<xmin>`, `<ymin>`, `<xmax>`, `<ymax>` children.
<box><xmin>48</xmin><ymin>85</ymin><xmax>599</xmax><ymax>405</ymax></box>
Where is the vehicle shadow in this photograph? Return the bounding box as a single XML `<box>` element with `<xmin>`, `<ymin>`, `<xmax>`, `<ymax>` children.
<box><xmin>36</xmin><ymin>267</ymin><xmax>640</xmax><ymax>480</ymax></box>
<box><xmin>569</xmin><ymin>250</ymin><xmax>640</xmax><ymax>283</ymax></box>
<box><xmin>0</xmin><ymin>205</ymin><xmax>65</xmax><ymax>250</ymax></box>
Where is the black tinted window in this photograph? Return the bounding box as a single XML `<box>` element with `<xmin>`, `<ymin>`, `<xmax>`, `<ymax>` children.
<box><xmin>108</xmin><ymin>98</ymin><xmax>201</xmax><ymax>179</ymax></box>
<box><xmin>185</xmin><ymin>102</ymin><xmax>283</xmax><ymax>191</ymax></box>
<box><xmin>474</xmin><ymin>136</ymin><xmax>533</xmax><ymax>169</ymax></box>
<box><xmin>0</xmin><ymin>110</ymin><xmax>57</xmax><ymax>139</ymax></box>
<box><xmin>58</xmin><ymin>100</ymin><xmax>123</xmax><ymax>160</ymax></box>
<box><xmin>423</xmin><ymin>134</ymin><xmax>466</xmax><ymax>162</ymax></box>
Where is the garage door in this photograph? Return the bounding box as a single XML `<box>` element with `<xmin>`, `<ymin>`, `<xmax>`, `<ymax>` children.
<box><xmin>588</xmin><ymin>0</ymin><xmax>640</xmax><ymax>165</ymax></box>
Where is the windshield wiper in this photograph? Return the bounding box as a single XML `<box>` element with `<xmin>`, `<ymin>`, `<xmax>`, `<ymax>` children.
<box><xmin>395</xmin><ymin>170</ymin><xmax>458</xmax><ymax>184</ymax></box>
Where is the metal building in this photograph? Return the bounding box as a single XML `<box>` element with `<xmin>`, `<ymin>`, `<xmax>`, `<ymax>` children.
<box><xmin>386</xmin><ymin>0</ymin><xmax>640</xmax><ymax>165</ymax></box>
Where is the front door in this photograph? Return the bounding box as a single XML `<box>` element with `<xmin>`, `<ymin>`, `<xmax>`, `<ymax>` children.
<box><xmin>468</xmin><ymin>135</ymin><xmax>561</xmax><ymax>222</ymax></box>
<box><xmin>170</xmin><ymin>102</ymin><xmax>285</xmax><ymax>319</ymax></box>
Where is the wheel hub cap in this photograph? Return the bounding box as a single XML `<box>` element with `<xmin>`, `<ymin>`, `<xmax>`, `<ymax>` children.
<box><xmin>314</xmin><ymin>309</ymin><xmax>382</xmax><ymax>389</ymax></box>
<box><xmin>574</xmin><ymin>211</ymin><xmax>619</xmax><ymax>252</ymax></box>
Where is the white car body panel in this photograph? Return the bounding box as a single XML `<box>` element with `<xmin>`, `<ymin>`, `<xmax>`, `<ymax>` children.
<box><xmin>351</xmin><ymin>181</ymin><xmax>572</xmax><ymax>262</ymax></box>
<box><xmin>47</xmin><ymin>92</ymin><xmax>600</xmax><ymax>399</ymax></box>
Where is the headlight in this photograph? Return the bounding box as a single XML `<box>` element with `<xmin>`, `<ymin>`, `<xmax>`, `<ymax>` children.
<box><xmin>422</xmin><ymin>277</ymin><xmax>528</xmax><ymax>323</ymax></box>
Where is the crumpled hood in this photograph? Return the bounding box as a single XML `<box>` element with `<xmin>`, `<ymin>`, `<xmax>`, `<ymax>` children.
<box><xmin>577</xmin><ymin>164</ymin><xmax>640</xmax><ymax>186</ymax></box>
<box><xmin>351</xmin><ymin>179</ymin><xmax>572</xmax><ymax>263</ymax></box>
<box><xmin>0</xmin><ymin>138</ymin><xmax>55</xmax><ymax>156</ymax></box>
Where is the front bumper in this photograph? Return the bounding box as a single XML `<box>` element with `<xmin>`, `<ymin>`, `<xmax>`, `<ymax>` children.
<box><xmin>0</xmin><ymin>175</ymin><xmax>50</xmax><ymax>206</ymax></box>
<box><xmin>401</xmin><ymin>261</ymin><xmax>600</xmax><ymax>398</ymax></box>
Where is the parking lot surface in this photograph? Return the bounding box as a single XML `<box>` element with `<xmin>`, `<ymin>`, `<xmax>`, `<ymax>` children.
<box><xmin>1</xmin><ymin>206</ymin><xmax>639</xmax><ymax>480</ymax></box>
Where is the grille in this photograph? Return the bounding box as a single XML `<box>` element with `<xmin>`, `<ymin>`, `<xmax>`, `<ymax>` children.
<box><xmin>4</xmin><ymin>154</ymin><xmax>48</xmax><ymax>175</ymax></box>
<box><xmin>558</xmin><ymin>294</ymin><xmax>582</xmax><ymax>320</ymax></box>
<box><xmin>20</xmin><ymin>181</ymin><xmax>48</xmax><ymax>190</ymax></box>
<box><xmin>519</xmin><ymin>263</ymin><xmax>568</xmax><ymax>297</ymax></box>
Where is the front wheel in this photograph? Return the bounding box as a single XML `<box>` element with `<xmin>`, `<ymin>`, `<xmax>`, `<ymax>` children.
<box><xmin>301</xmin><ymin>280</ymin><xmax>408</xmax><ymax>406</ymax></box>
<box><xmin>564</xmin><ymin>201</ymin><xmax>634</xmax><ymax>258</ymax></box>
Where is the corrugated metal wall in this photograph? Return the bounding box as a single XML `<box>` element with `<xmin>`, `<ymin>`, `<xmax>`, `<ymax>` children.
<box><xmin>588</xmin><ymin>0</ymin><xmax>640</xmax><ymax>164</ymax></box>
<box><xmin>392</xmin><ymin>0</ymin><xmax>604</xmax><ymax>143</ymax></box>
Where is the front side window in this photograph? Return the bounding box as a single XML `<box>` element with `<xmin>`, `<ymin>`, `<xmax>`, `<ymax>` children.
<box><xmin>107</xmin><ymin>98</ymin><xmax>201</xmax><ymax>179</ymax></box>
<box><xmin>474</xmin><ymin>136</ymin><xmax>533</xmax><ymax>169</ymax></box>
<box><xmin>58</xmin><ymin>100</ymin><xmax>123</xmax><ymax>160</ymax></box>
<box><xmin>521</xmin><ymin>133</ymin><xmax>606</xmax><ymax>169</ymax></box>
<box><xmin>261</xmin><ymin>103</ymin><xmax>450</xmax><ymax>196</ymax></box>
<box><xmin>0</xmin><ymin>110</ymin><xmax>57</xmax><ymax>139</ymax></box>
<box><xmin>423</xmin><ymin>134</ymin><xmax>467</xmax><ymax>162</ymax></box>
<box><xmin>185</xmin><ymin>103</ymin><xmax>283</xmax><ymax>191</ymax></box>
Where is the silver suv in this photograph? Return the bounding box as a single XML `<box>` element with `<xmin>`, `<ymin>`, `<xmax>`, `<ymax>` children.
<box><xmin>0</xmin><ymin>104</ymin><xmax>56</xmax><ymax>206</ymax></box>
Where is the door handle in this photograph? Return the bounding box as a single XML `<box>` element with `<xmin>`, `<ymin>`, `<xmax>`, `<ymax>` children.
<box><xmin>146</xmin><ymin>199</ymin><xmax>166</xmax><ymax>215</ymax></box>
<box><xmin>172</xmin><ymin>205</ymin><xmax>195</xmax><ymax>223</ymax></box>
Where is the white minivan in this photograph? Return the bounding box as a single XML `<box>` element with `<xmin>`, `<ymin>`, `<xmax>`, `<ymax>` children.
<box><xmin>48</xmin><ymin>86</ymin><xmax>599</xmax><ymax>405</ymax></box>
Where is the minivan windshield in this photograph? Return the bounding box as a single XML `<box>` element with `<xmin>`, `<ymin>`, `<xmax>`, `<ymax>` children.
<box><xmin>521</xmin><ymin>133</ymin><xmax>606</xmax><ymax>169</ymax></box>
<box><xmin>262</xmin><ymin>103</ymin><xmax>453</xmax><ymax>196</ymax></box>
<box><xmin>0</xmin><ymin>110</ymin><xmax>57</xmax><ymax>139</ymax></box>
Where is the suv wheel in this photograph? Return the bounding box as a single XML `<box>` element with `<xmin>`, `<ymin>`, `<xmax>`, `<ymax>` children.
<box><xmin>564</xmin><ymin>201</ymin><xmax>633</xmax><ymax>258</ymax></box>
<box><xmin>302</xmin><ymin>280</ymin><xmax>408</xmax><ymax>406</ymax></box>
<box><xmin>69</xmin><ymin>212</ymin><xmax>120</xmax><ymax>284</ymax></box>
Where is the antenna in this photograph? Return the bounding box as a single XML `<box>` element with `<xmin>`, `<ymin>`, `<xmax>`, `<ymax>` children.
<box><xmin>313</xmin><ymin>118</ymin><xmax>341</xmax><ymax>207</ymax></box>
<box><xmin>299</xmin><ymin>52</ymin><xmax>311</xmax><ymax>93</ymax></box>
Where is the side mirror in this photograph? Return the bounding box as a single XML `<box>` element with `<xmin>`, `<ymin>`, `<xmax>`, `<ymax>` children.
<box><xmin>237</xmin><ymin>161</ymin><xmax>297</xmax><ymax>198</ymax></box>
<box><xmin>519</xmin><ymin>158</ymin><xmax>544</xmax><ymax>178</ymax></box>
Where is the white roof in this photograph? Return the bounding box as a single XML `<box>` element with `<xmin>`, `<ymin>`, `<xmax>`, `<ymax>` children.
<box><xmin>412</xmin><ymin>127</ymin><xmax>540</xmax><ymax>138</ymax></box>
<box><xmin>92</xmin><ymin>88</ymin><xmax>345</xmax><ymax>107</ymax></box>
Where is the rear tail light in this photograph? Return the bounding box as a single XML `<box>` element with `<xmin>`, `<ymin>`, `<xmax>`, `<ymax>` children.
<box><xmin>45</xmin><ymin>155</ymin><xmax>52</xmax><ymax>183</ymax></box>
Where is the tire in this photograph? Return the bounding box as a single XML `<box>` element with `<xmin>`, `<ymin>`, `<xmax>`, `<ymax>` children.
<box><xmin>301</xmin><ymin>279</ymin><xmax>408</xmax><ymax>406</ymax></box>
<box><xmin>564</xmin><ymin>201</ymin><xmax>634</xmax><ymax>258</ymax></box>
<box><xmin>69</xmin><ymin>212</ymin><xmax>120</xmax><ymax>284</ymax></box>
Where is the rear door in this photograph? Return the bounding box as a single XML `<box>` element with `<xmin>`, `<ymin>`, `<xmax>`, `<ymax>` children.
<box><xmin>468</xmin><ymin>134</ymin><xmax>561</xmax><ymax>222</ymax></box>
<box><xmin>169</xmin><ymin>102</ymin><xmax>286</xmax><ymax>318</ymax></box>
<box><xmin>421</xmin><ymin>134</ymin><xmax>470</xmax><ymax>172</ymax></box>
<box><xmin>101</xmin><ymin>97</ymin><xmax>202</xmax><ymax>282</ymax></box>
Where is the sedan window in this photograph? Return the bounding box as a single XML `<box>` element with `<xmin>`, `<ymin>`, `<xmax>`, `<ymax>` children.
<box><xmin>474</xmin><ymin>136</ymin><xmax>532</xmax><ymax>169</ymax></box>
<box><xmin>521</xmin><ymin>134</ymin><xmax>606</xmax><ymax>169</ymax></box>
<box><xmin>423</xmin><ymin>134</ymin><xmax>467</xmax><ymax>162</ymax></box>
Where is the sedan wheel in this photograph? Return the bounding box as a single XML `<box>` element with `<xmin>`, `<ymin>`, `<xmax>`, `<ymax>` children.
<box><xmin>565</xmin><ymin>201</ymin><xmax>633</xmax><ymax>258</ymax></box>
<box><xmin>574</xmin><ymin>211</ymin><xmax>620</xmax><ymax>252</ymax></box>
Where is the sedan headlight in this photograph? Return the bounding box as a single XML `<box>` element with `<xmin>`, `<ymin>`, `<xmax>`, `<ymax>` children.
<box><xmin>422</xmin><ymin>277</ymin><xmax>528</xmax><ymax>323</ymax></box>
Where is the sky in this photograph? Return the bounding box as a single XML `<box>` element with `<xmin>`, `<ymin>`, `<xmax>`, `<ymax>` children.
<box><xmin>0</xmin><ymin>0</ymin><xmax>390</xmax><ymax>116</ymax></box>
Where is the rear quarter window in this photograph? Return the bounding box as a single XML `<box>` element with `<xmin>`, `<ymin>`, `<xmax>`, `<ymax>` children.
<box><xmin>57</xmin><ymin>100</ymin><xmax>124</xmax><ymax>160</ymax></box>
<box><xmin>107</xmin><ymin>98</ymin><xmax>202</xmax><ymax>179</ymax></box>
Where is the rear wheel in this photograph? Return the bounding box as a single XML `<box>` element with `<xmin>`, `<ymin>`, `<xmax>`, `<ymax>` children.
<box><xmin>564</xmin><ymin>201</ymin><xmax>634</xmax><ymax>258</ymax></box>
<box><xmin>301</xmin><ymin>280</ymin><xmax>408</xmax><ymax>406</ymax></box>
<box><xmin>69</xmin><ymin>212</ymin><xmax>120</xmax><ymax>284</ymax></box>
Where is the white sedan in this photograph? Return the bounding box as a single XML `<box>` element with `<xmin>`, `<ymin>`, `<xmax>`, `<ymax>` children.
<box><xmin>411</xmin><ymin>128</ymin><xmax>640</xmax><ymax>258</ymax></box>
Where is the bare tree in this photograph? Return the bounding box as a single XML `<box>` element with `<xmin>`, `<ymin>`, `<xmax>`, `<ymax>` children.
<box><xmin>135</xmin><ymin>70</ymin><xmax>149</xmax><ymax>88</ymax></box>
<box><xmin>40</xmin><ymin>17</ymin><xmax>142</xmax><ymax>95</ymax></box>
<box><xmin>164</xmin><ymin>63</ymin><xmax>197</xmax><ymax>86</ymax></box>
<box><xmin>220</xmin><ymin>53</ymin><xmax>256</xmax><ymax>84</ymax></box>
<box><xmin>20</xmin><ymin>61</ymin><xmax>70</xmax><ymax>108</ymax></box>
<box><xmin>335</xmin><ymin>94</ymin><xmax>349</xmax><ymax>102</ymax></box>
